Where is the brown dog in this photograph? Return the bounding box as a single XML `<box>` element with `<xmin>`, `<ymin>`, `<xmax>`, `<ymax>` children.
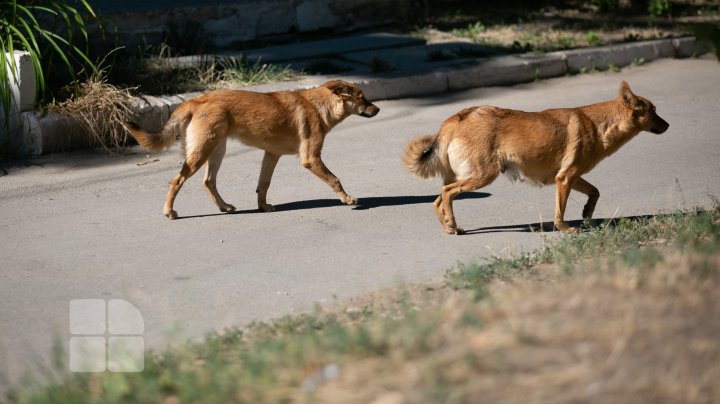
<box><xmin>404</xmin><ymin>81</ymin><xmax>669</xmax><ymax>234</ymax></box>
<box><xmin>126</xmin><ymin>80</ymin><xmax>379</xmax><ymax>219</ymax></box>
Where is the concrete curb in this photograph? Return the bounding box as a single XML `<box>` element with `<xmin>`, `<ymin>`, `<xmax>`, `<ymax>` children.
<box><xmin>18</xmin><ymin>36</ymin><xmax>710</xmax><ymax>155</ymax></box>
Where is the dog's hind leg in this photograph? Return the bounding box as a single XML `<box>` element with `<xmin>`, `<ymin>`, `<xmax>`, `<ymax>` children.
<box><xmin>440</xmin><ymin>171</ymin><xmax>497</xmax><ymax>235</ymax></box>
<box><xmin>256</xmin><ymin>151</ymin><xmax>280</xmax><ymax>212</ymax></box>
<box><xmin>164</xmin><ymin>133</ymin><xmax>220</xmax><ymax>220</ymax></box>
<box><xmin>433</xmin><ymin>174</ymin><xmax>457</xmax><ymax>229</ymax></box>
<box><xmin>572</xmin><ymin>177</ymin><xmax>600</xmax><ymax>222</ymax></box>
<box><xmin>203</xmin><ymin>138</ymin><xmax>236</xmax><ymax>214</ymax></box>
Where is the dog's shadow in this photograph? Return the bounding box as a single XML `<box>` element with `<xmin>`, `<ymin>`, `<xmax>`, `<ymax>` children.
<box><xmin>463</xmin><ymin>213</ymin><xmax>659</xmax><ymax>234</ymax></box>
<box><xmin>175</xmin><ymin>192</ymin><xmax>491</xmax><ymax>220</ymax></box>
<box><xmin>177</xmin><ymin>200</ymin><xmax>661</xmax><ymax>235</ymax></box>
<box><xmin>278</xmin><ymin>192</ymin><xmax>491</xmax><ymax>211</ymax></box>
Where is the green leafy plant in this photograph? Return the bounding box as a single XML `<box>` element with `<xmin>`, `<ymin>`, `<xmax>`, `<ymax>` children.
<box><xmin>1</xmin><ymin>0</ymin><xmax>97</xmax><ymax>142</ymax></box>
<box><xmin>585</xmin><ymin>31</ymin><xmax>601</xmax><ymax>46</ymax></box>
<box><xmin>648</xmin><ymin>0</ymin><xmax>670</xmax><ymax>20</ymax></box>
<box><xmin>452</xmin><ymin>21</ymin><xmax>486</xmax><ymax>39</ymax></box>
<box><xmin>211</xmin><ymin>55</ymin><xmax>298</xmax><ymax>86</ymax></box>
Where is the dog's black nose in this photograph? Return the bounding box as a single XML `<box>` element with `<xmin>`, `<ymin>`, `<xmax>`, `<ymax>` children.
<box><xmin>651</xmin><ymin>117</ymin><xmax>669</xmax><ymax>134</ymax></box>
<box><xmin>362</xmin><ymin>104</ymin><xmax>380</xmax><ymax>118</ymax></box>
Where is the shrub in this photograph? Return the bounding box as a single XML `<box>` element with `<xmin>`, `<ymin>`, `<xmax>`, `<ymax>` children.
<box><xmin>1</xmin><ymin>0</ymin><xmax>97</xmax><ymax>141</ymax></box>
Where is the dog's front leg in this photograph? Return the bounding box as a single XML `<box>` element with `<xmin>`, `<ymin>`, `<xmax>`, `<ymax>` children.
<box><xmin>257</xmin><ymin>151</ymin><xmax>280</xmax><ymax>212</ymax></box>
<box><xmin>301</xmin><ymin>152</ymin><xmax>357</xmax><ymax>206</ymax></box>
<box><xmin>554</xmin><ymin>172</ymin><xmax>577</xmax><ymax>233</ymax></box>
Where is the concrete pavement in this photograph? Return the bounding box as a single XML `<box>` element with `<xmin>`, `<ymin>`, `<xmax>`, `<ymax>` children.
<box><xmin>1</xmin><ymin>57</ymin><xmax>719</xmax><ymax>390</ymax></box>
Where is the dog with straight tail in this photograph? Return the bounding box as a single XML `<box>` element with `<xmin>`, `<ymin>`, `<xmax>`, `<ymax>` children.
<box><xmin>126</xmin><ymin>80</ymin><xmax>379</xmax><ymax>219</ymax></box>
<box><xmin>404</xmin><ymin>81</ymin><xmax>669</xmax><ymax>234</ymax></box>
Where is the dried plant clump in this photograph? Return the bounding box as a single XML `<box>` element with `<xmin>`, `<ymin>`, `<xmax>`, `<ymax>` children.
<box><xmin>53</xmin><ymin>74</ymin><xmax>135</xmax><ymax>153</ymax></box>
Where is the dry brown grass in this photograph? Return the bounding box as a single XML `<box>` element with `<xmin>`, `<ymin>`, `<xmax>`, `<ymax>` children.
<box><xmin>53</xmin><ymin>73</ymin><xmax>135</xmax><ymax>153</ymax></box>
<box><xmin>313</xmin><ymin>250</ymin><xmax>720</xmax><ymax>404</ymax></box>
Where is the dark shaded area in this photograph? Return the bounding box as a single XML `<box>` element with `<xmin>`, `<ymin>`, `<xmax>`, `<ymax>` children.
<box><xmin>414</xmin><ymin>0</ymin><xmax>708</xmax><ymax>28</ymax></box>
<box><xmin>175</xmin><ymin>192</ymin><xmax>491</xmax><ymax>220</ymax></box>
<box><xmin>41</xmin><ymin>0</ymin><xmax>713</xmax><ymax>99</ymax></box>
<box><xmin>693</xmin><ymin>23</ymin><xmax>720</xmax><ymax>59</ymax></box>
<box><xmin>27</xmin><ymin>1</ymin><xmax>720</xmax><ymax>107</ymax></box>
<box><xmin>463</xmin><ymin>213</ymin><xmax>660</xmax><ymax>234</ymax></box>
<box><xmin>277</xmin><ymin>191</ymin><xmax>491</xmax><ymax>211</ymax></box>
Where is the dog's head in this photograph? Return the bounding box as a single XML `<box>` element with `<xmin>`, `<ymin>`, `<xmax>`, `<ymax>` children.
<box><xmin>619</xmin><ymin>81</ymin><xmax>669</xmax><ymax>135</ymax></box>
<box><xmin>323</xmin><ymin>80</ymin><xmax>380</xmax><ymax>118</ymax></box>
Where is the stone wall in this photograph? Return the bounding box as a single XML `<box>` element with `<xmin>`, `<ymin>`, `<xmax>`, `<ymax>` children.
<box><xmin>93</xmin><ymin>0</ymin><xmax>411</xmax><ymax>51</ymax></box>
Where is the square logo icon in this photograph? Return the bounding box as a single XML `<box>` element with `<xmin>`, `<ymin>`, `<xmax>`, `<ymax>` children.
<box><xmin>69</xmin><ymin>337</ymin><xmax>106</xmax><ymax>372</ymax></box>
<box><xmin>69</xmin><ymin>299</ymin><xmax>145</xmax><ymax>373</ymax></box>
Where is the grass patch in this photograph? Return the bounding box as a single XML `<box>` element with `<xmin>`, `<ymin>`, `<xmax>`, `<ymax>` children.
<box><xmin>105</xmin><ymin>47</ymin><xmax>300</xmax><ymax>96</ymax></box>
<box><xmin>8</xmin><ymin>206</ymin><xmax>720</xmax><ymax>403</ymax></box>
<box><xmin>448</xmin><ymin>207</ymin><xmax>719</xmax><ymax>291</ymax></box>
<box><xmin>415</xmin><ymin>0</ymin><xmax>715</xmax><ymax>55</ymax></box>
<box><xmin>52</xmin><ymin>70</ymin><xmax>135</xmax><ymax>153</ymax></box>
<box><xmin>207</xmin><ymin>57</ymin><xmax>299</xmax><ymax>89</ymax></box>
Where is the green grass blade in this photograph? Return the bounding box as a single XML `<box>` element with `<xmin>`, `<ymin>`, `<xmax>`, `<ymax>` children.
<box><xmin>5</xmin><ymin>33</ymin><xmax>17</xmax><ymax>82</ymax></box>
<box><xmin>15</xmin><ymin>16</ymin><xmax>42</xmax><ymax>55</ymax></box>
<box><xmin>8</xmin><ymin>23</ymin><xmax>45</xmax><ymax>95</ymax></box>
<box><xmin>75</xmin><ymin>0</ymin><xmax>97</xmax><ymax>18</ymax></box>
<box><xmin>0</xmin><ymin>42</ymin><xmax>12</xmax><ymax>136</ymax></box>
<box><xmin>38</xmin><ymin>31</ymin><xmax>74</xmax><ymax>76</ymax></box>
<box><xmin>16</xmin><ymin>4</ymin><xmax>43</xmax><ymax>23</ymax></box>
<box><xmin>25</xmin><ymin>5</ymin><xmax>59</xmax><ymax>16</ymax></box>
<box><xmin>43</xmin><ymin>30</ymin><xmax>96</xmax><ymax>72</ymax></box>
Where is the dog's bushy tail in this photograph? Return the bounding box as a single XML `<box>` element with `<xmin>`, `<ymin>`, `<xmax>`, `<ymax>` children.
<box><xmin>404</xmin><ymin>134</ymin><xmax>441</xmax><ymax>179</ymax></box>
<box><xmin>125</xmin><ymin>103</ymin><xmax>192</xmax><ymax>152</ymax></box>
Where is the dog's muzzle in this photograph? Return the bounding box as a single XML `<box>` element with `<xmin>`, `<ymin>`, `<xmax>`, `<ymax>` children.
<box><xmin>360</xmin><ymin>104</ymin><xmax>380</xmax><ymax>118</ymax></box>
<box><xmin>650</xmin><ymin>115</ymin><xmax>670</xmax><ymax>134</ymax></box>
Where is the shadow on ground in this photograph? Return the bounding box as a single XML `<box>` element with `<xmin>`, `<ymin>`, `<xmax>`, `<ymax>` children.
<box><xmin>175</xmin><ymin>192</ymin><xmax>491</xmax><ymax>220</ymax></box>
<box><xmin>281</xmin><ymin>191</ymin><xmax>491</xmax><ymax>211</ymax></box>
<box><xmin>463</xmin><ymin>213</ymin><xmax>660</xmax><ymax>234</ymax></box>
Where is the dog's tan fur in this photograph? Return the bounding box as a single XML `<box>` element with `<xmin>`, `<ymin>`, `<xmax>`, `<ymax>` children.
<box><xmin>404</xmin><ymin>81</ymin><xmax>669</xmax><ymax>234</ymax></box>
<box><xmin>126</xmin><ymin>80</ymin><xmax>379</xmax><ymax>219</ymax></box>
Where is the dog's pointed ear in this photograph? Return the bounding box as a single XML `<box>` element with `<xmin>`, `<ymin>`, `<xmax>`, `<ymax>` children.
<box><xmin>619</xmin><ymin>81</ymin><xmax>637</xmax><ymax>108</ymax></box>
<box><xmin>324</xmin><ymin>80</ymin><xmax>353</xmax><ymax>97</ymax></box>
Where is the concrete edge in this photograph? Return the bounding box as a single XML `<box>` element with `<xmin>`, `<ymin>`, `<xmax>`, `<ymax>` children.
<box><xmin>20</xmin><ymin>36</ymin><xmax>711</xmax><ymax>155</ymax></box>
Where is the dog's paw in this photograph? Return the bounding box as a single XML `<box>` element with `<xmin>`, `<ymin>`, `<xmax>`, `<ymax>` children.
<box><xmin>165</xmin><ymin>210</ymin><xmax>178</xmax><ymax>220</ymax></box>
<box><xmin>556</xmin><ymin>224</ymin><xmax>577</xmax><ymax>233</ymax></box>
<box><xmin>554</xmin><ymin>221</ymin><xmax>578</xmax><ymax>233</ymax></box>
<box><xmin>259</xmin><ymin>202</ymin><xmax>275</xmax><ymax>212</ymax></box>
<box><xmin>341</xmin><ymin>195</ymin><xmax>358</xmax><ymax>205</ymax></box>
<box><xmin>443</xmin><ymin>225</ymin><xmax>465</xmax><ymax>235</ymax></box>
<box><xmin>220</xmin><ymin>204</ymin><xmax>236</xmax><ymax>213</ymax></box>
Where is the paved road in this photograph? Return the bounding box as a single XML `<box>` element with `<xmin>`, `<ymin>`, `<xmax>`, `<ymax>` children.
<box><xmin>1</xmin><ymin>57</ymin><xmax>719</xmax><ymax>388</ymax></box>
